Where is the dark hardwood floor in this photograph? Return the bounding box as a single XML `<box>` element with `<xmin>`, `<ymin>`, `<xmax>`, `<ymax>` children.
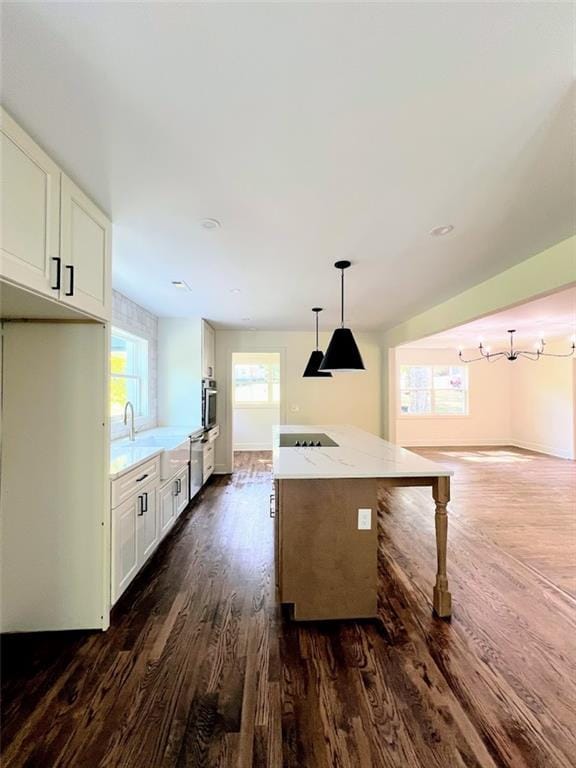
<box><xmin>2</xmin><ymin>448</ymin><xmax>575</xmax><ymax>767</ymax></box>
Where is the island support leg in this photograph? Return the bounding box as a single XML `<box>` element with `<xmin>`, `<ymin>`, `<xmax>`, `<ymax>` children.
<box><xmin>432</xmin><ymin>476</ymin><xmax>452</xmax><ymax>618</ymax></box>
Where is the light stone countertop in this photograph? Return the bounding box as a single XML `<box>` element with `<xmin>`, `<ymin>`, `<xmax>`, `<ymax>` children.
<box><xmin>272</xmin><ymin>425</ymin><xmax>453</xmax><ymax>480</ymax></box>
<box><xmin>110</xmin><ymin>425</ymin><xmax>204</xmax><ymax>479</ymax></box>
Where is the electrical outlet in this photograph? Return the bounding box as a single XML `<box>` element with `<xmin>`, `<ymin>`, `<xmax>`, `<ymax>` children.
<box><xmin>357</xmin><ymin>508</ymin><xmax>372</xmax><ymax>530</ymax></box>
<box><xmin>290</xmin><ymin>404</ymin><xmax>300</xmax><ymax>413</ymax></box>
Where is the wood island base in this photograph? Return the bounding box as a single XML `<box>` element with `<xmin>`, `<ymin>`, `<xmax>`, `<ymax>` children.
<box><xmin>273</xmin><ymin>474</ymin><xmax>452</xmax><ymax>621</ymax></box>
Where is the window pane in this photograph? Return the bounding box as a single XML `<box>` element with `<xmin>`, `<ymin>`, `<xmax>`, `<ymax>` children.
<box><xmin>234</xmin><ymin>361</ymin><xmax>280</xmax><ymax>404</ymax></box>
<box><xmin>400</xmin><ymin>365</ymin><xmax>432</xmax><ymax>390</ymax></box>
<box><xmin>110</xmin><ymin>329</ymin><xmax>149</xmax><ymax>418</ymax></box>
<box><xmin>110</xmin><ymin>376</ymin><xmax>140</xmax><ymax>417</ymax></box>
<box><xmin>235</xmin><ymin>381</ymin><xmax>269</xmax><ymax>402</ymax></box>
<box><xmin>434</xmin><ymin>389</ymin><xmax>466</xmax><ymax>415</ymax></box>
<box><xmin>434</xmin><ymin>366</ymin><xmax>466</xmax><ymax>390</ymax></box>
<box><xmin>400</xmin><ymin>389</ymin><xmax>432</xmax><ymax>414</ymax></box>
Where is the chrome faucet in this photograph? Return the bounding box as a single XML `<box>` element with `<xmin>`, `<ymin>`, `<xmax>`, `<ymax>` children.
<box><xmin>123</xmin><ymin>401</ymin><xmax>136</xmax><ymax>441</ymax></box>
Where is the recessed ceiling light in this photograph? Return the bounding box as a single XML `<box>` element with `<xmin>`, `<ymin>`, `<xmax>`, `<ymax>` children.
<box><xmin>171</xmin><ymin>280</ymin><xmax>192</xmax><ymax>291</ymax></box>
<box><xmin>242</xmin><ymin>317</ymin><xmax>251</xmax><ymax>322</ymax></box>
<box><xmin>230</xmin><ymin>288</ymin><xmax>241</xmax><ymax>294</ymax></box>
<box><xmin>201</xmin><ymin>218</ymin><xmax>221</xmax><ymax>230</ymax></box>
<box><xmin>430</xmin><ymin>224</ymin><xmax>454</xmax><ymax>237</ymax></box>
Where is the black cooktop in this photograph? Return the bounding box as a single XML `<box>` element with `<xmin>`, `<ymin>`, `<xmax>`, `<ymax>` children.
<box><xmin>279</xmin><ymin>432</ymin><xmax>339</xmax><ymax>448</ymax></box>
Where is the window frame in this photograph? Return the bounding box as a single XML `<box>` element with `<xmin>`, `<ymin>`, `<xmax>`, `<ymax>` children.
<box><xmin>110</xmin><ymin>327</ymin><xmax>150</xmax><ymax>421</ymax></box>
<box><xmin>233</xmin><ymin>360</ymin><xmax>280</xmax><ymax>408</ymax></box>
<box><xmin>398</xmin><ymin>364</ymin><xmax>469</xmax><ymax>418</ymax></box>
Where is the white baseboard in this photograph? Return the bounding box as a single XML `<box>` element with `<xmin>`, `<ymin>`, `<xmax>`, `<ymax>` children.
<box><xmin>510</xmin><ymin>439</ymin><xmax>574</xmax><ymax>460</ymax></box>
<box><xmin>401</xmin><ymin>439</ymin><xmax>511</xmax><ymax>448</ymax></box>
<box><xmin>233</xmin><ymin>443</ymin><xmax>273</xmax><ymax>451</ymax></box>
<box><xmin>401</xmin><ymin>438</ymin><xmax>574</xmax><ymax>460</ymax></box>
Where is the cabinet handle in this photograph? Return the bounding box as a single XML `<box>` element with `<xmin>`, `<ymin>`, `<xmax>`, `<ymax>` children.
<box><xmin>143</xmin><ymin>492</ymin><xmax>148</xmax><ymax>512</ymax></box>
<box><xmin>51</xmin><ymin>257</ymin><xmax>62</xmax><ymax>290</ymax></box>
<box><xmin>269</xmin><ymin>494</ymin><xmax>276</xmax><ymax>518</ymax></box>
<box><xmin>65</xmin><ymin>265</ymin><xmax>75</xmax><ymax>296</ymax></box>
<box><xmin>174</xmin><ymin>479</ymin><xmax>179</xmax><ymax>496</ymax></box>
<box><xmin>178</xmin><ymin>478</ymin><xmax>182</xmax><ymax>495</ymax></box>
<box><xmin>136</xmin><ymin>473</ymin><xmax>149</xmax><ymax>483</ymax></box>
<box><xmin>138</xmin><ymin>495</ymin><xmax>145</xmax><ymax>516</ymax></box>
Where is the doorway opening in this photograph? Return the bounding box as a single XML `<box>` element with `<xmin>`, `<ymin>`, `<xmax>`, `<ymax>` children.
<box><xmin>231</xmin><ymin>352</ymin><xmax>281</xmax><ymax>462</ymax></box>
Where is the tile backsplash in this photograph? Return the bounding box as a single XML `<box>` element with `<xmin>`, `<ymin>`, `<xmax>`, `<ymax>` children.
<box><xmin>111</xmin><ymin>290</ymin><xmax>158</xmax><ymax>440</ymax></box>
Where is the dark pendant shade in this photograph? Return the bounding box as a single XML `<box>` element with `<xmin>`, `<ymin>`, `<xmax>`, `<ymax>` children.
<box><xmin>319</xmin><ymin>327</ymin><xmax>365</xmax><ymax>372</ymax></box>
<box><xmin>303</xmin><ymin>307</ymin><xmax>333</xmax><ymax>377</ymax></box>
<box><xmin>303</xmin><ymin>349</ymin><xmax>332</xmax><ymax>378</ymax></box>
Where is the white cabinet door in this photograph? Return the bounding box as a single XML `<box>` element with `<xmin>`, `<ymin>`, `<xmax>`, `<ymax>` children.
<box><xmin>203</xmin><ymin>441</ymin><xmax>215</xmax><ymax>483</ymax></box>
<box><xmin>1</xmin><ymin>109</ymin><xmax>61</xmax><ymax>298</ymax></box>
<box><xmin>175</xmin><ymin>466</ymin><xmax>190</xmax><ymax>517</ymax></box>
<box><xmin>202</xmin><ymin>320</ymin><xmax>215</xmax><ymax>378</ymax></box>
<box><xmin>112</xmin><ymin>495</ymin><xmax>139</xmax><ymax>604</ymax></box>
<box><xmin>159</xmin><ymin>480</ymin><xmax>176</xmax><ymax>538</ymax></box>
<box><xmin>137</xmin><ymin>485</ymin><xmax>159</xmax><ymax>565</ymax></box>
<box><xmin>60</xmin><ymin>174</ymin><xmax>111</xmax><ymax>320</ymax></box>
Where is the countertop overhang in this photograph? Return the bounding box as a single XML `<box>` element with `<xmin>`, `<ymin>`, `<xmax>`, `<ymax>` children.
<box><xmin>272</xmin><ymin>425</ymin><xmax>452</xmax><ymax>480</ymax></box>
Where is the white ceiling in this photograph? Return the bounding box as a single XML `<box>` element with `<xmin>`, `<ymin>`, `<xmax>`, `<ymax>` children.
<box><xmin>401</xmin><ymin>286</ymin><xmax>576</xmax><ymax>349</ymax></box>
<box><xmin>1</xmin><ymin>2</ymin><xmax>574</xmax><ymax>330</ymax></box>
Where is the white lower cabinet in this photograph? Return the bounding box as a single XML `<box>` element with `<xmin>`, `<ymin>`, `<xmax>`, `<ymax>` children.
<box><xmin>112</xmin><ymin>478</ymin><xmax>159</xmax><ymax>603</ymax></box>
<box><xmin>159</xmin><ymin>465</ymin><xmax>190</xmax><ymax>538</ymax></box>
<box><xmin>176</xmin><ymin>466</ymin><xmax>190</xmax><ymax>515</ymax></box>
<box><xmin>203</xmin><ymin>441</ymin><xmax>215</xmax><ymax>483</ymax></box>
<box><xmin>112</xmin><ymin>461</ymin><xmax>191</xmax><ymax>605</ymax></box>
<box><xmin>137</xmin><ymin>484</ymin><xmax>159</xmax><ymax>566</ymax></box>
<box><xmin>159</xmin><ymin>481</ymin><xmax>176</xmax><ymax>537</ymax></box>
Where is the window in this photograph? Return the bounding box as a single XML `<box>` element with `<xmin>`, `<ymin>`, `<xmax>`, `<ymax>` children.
<box><xmin>110</xmin><ymin>328</ymin><xmax>149</xmax><ymax>418</ymax></box>
<box><xmin>400</xmin><ymin>365</ymin><xmax>468</xmax><ymax>416</ymax></box>
<box><xmin>234</xmin><ymin>361</ymin><xmax>280</xmax><ymax>405</ymax></box>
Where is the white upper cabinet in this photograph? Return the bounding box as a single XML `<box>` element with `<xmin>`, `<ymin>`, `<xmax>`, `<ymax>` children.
<box><xmin>1</xmin><ymin>109</ymin><xmax>61</xmax><ymax>298</ymax></box>
<box><xmin>202</xmin><ymin>320</ymin><xmax>216</xmax><ymax>378</ymax></box>
<box><xmin>60</xmin><ymin>174</ymin><xmax>111</xmax><ymax>320</ymax></box>
<box><xmin>0</xmin><ymin>109</ymin><xmax>111</xmax><ymax>321</ymax></box>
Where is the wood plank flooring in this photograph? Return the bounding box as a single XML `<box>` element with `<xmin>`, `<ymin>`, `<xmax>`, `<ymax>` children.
<box><xmin>1</xmin><ymin>448</ymin><xmax>575</xmax><ymax>767</ymax></box>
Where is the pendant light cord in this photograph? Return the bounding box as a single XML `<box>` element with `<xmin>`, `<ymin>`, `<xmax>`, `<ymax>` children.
<box><xmin>340</xmin><ymin>267</ymin><xmax>345</xmax><ymax>328</ymax></box>
<box><xmin>315</xmin><ymin>311</ymin><xmax>319</xmax><ymax>351</ymax></box>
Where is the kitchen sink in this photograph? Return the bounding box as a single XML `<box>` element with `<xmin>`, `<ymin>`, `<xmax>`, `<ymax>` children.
<box><xmin>129</xmin><ymin>433</ymin><xmax>192</xmax><ymax>481</ymax></box>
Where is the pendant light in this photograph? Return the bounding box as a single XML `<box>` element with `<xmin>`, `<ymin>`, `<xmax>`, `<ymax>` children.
<box><xmin>303</xmin><ymin>308</ymin><xmax>333</xmax><ymax>378</ymax></box>
<box><xmin>319</xmin><ymin>261</ymin><xmax>366</xmax><ymax>372</ymax></box>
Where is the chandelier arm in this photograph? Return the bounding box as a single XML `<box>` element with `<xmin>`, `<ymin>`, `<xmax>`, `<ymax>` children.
<box><xmin>485</xmin><ymin>351</ymin><xmax>507</xmax><ymax>362</ymax></box>
<box><xmin>458</xmin><ymin>351</ymin><xmax>489</xmax><ymax>363</ymax></box>
<box><xmin>517</xmin><ymin>351</ymin><xmax>541</xmax><ymax>361</ymax></box>
<box><xmin>537</xmin><ymin>348</ymin><xmax>576</xmax><ymax>358</ymax></box>
<box><xmin>459</xmin><ymin>350</ymin><xmax>506</xmax><ymax>363</ymax></box>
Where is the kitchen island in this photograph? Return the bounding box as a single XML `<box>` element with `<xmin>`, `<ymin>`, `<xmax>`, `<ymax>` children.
<box><xmin>272</xmin><ymin>425</ymin><xmax>453</xmax><ymax>621</ymax></box>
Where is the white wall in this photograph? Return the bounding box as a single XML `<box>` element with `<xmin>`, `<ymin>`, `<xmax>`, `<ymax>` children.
<box><xmin>157</xmin><ymin>317</ymin><xmax>203</xmax><ymax>429</ymax></box>
<box><xmin>215</xmin><ymin>330</ymin><xmax>381</xmax><ymax>472</ymax></box>
<box><xmin>510</xmin><ymin>342</ymin><xmax>575</xmax><ymax>459</ymax></box>
<box><xmin>393</xmin><ymin>347</ymin><xmax>513</xmax><ymax>447</ymax></box>
<box><xmin>232</xmin><ymin>352</ymin><xmax>280</xmax><ymax>450</ymax></box>
<box><xmin>392</xmin><ymin>343</ymin><xmax>575</xmax><ymax>459</ymax></box>
<box><xmin>111</xmin><ymin>289</ymin><xmax>158</xmax><ymax>439</ymax></box>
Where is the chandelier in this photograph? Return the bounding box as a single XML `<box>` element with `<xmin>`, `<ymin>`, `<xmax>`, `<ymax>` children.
<box><xmin>458</xmin><ymin>329</ymin><xmax>575</xmax><ymax>363</ymax></box>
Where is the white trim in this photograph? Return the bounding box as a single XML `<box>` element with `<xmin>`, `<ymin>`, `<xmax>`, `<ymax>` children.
<box><xmin>401</xmin><ymin>438</ymin><xmax>574</xmax><ymax>460</ymax></box>
<box><xmin>510</xmin><ymin>439</ymin><xmax>574</xmax><ymax>461</ymax></box>
<box><xmin>223</xmin><ymin>345</ymin><xmax>287</xmax><ymax>474</ymax></box>
<box><xmin>401</xmin><ymin>439</ymin><xmax>511</xmax><ymax>448</ymax></box>
<box><xmin>233</xmin><ymin>442</ymin><xmax>273</xmax><ymax>451</ymax></box>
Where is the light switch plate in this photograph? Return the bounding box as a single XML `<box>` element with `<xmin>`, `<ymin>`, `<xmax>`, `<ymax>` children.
<box><xmin>358</xmin><ymin>508</ymin><xmax>372</xmax><ymax>530</ymax></box>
